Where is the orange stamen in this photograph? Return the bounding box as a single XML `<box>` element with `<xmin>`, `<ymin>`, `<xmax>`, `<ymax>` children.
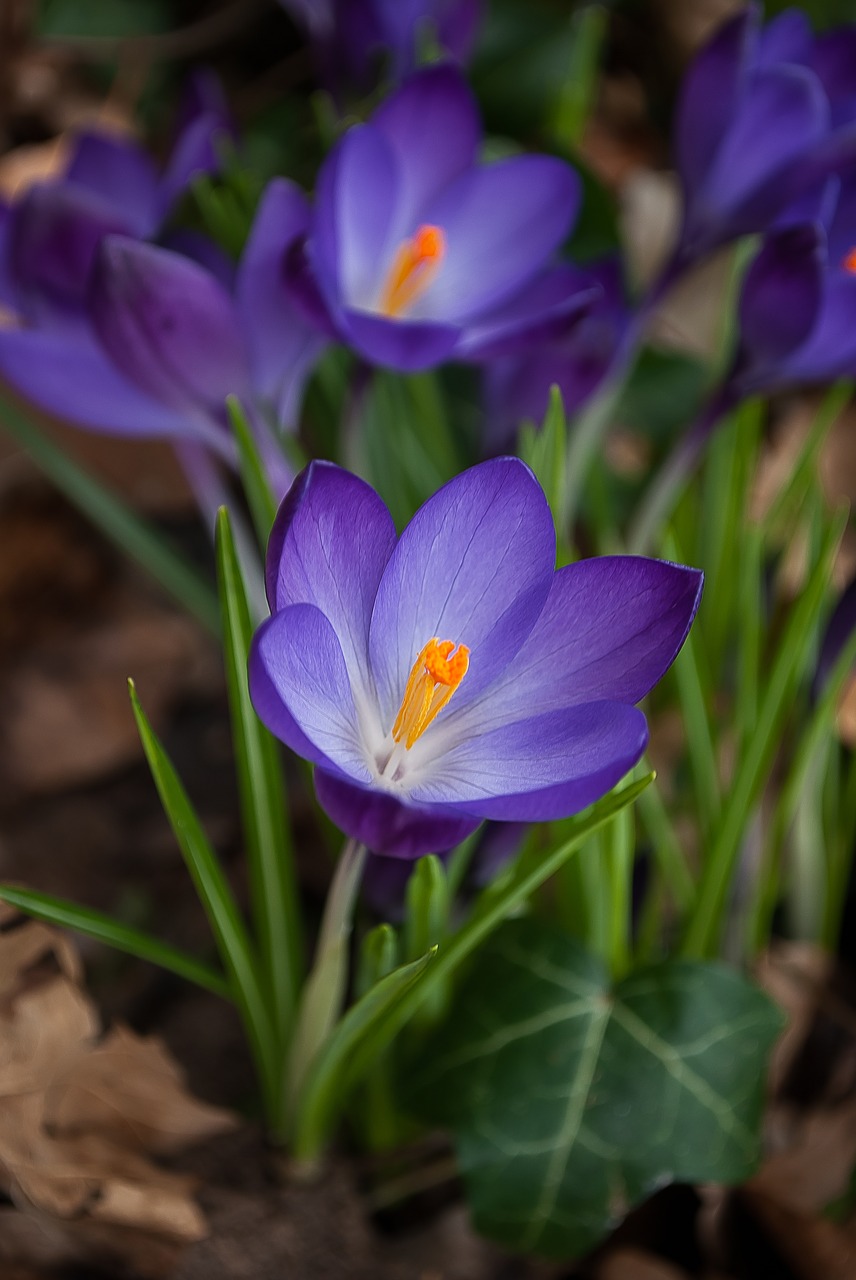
<box><xmin>391</xmin><ymin>637</ymin><xmax>469</xmax><ymax>749</ymax></box>
<box><xmin>844</xmin><ymin>248</ymin><xmax>856</xmax><ymax>275</ymax></box>
<box><xmin>379</xmin><ymin>224</ymin><xmax>446</xmax><ymax>317</ymax></box>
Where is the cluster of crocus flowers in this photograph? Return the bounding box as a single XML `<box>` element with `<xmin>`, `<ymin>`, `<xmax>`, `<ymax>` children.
<box><xmin>250</xmin><ymin>459</ymin><xmax>703</xmax><ymax>857</ymax></box>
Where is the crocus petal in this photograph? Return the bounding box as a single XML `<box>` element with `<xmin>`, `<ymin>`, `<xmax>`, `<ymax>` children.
<box><xmin>0</xmin><ymin>200</ymin><xmax>14</xmax><ymax>307</ymax></box>
<box><xmin>757</xmin><ymin>9</ymin><xmax>812</xmax><ymax>66</ymax></box>
<box><xmin>316</xmin><ymin>125</ymin><xmax>399</xmax><ymax>311</ymax></box>
<box><xmin>409</xmin><ymin>700</ymin><xmax>648</xmax><ymax>820</ymax></box>
<box><xmin>784</xmin><ymin>272</ymin><xmax>856</xmax><ymax>385</ymax></box>
<box><xmin>369</xmin><ymin>457</ymin><xmax>556</xmax><ymax>726</ymax></box>
<box><xmin>89</xmin><ymin>236</ymin><xmax>249</xmax><ymax>415</ymax></box>
<box><xmin>675</xmin><ymin>8</ymin><xmax>755</xmax><ymax>200</ymax></box>
<box><xmin>64</xmin><ymin>131</ymin><xmax>160</xmax><ymax>235</ymax></box>
<box><xmin>236</xmin><ymin>178</ymin><xmax>326</xmax><ymax>416</ymax></box>
<box><xmin>444</xmin><ymin>557</ymin><xmax>703</xmax><ymax>735</ymax></box>
<box><xmin>266</xmin><ymin>462</ymin><xmax>397</xmax><ymax>700</ymax></box>
<box><xmin>250</xmin><ymin>605</ymin><xmax>372</xmax><ymax>781</ymax></box>
<box><xmin>372</xmin><ymin>64</ymin><xmax>480</xmax><ymax>237</ymax></box>
<box><xmin>8</xmin><ymin>184</ymin><xmax>134</xmax><ymax>330</ymax></box>
<box><xmin>811</xmin><ymin>28</ymin><xmax>856</xmax><ymax>119</ymax></box>
<box><xmin>0</xmin><ymin>327</ymin><xmax>205</xmax><ymax>439</ymax></box>
<box><xmin>315</xmin><ymin>768</ymin><xmax>480</xmax><ymax>858</ymax></box>
<box><xmin>160</xmin><ymin>228</ymin><xmax>236</xmax><ymax>290</ymax></box>
<box><xmin>688</xmin><ymin>64</ymin><xmax>828</xmax><ymax>251</ymax></box>
<box><xmin>340</xmin><ymin>308</ymin><xmax>460</xmax><ymax>371</ymax></box>
<box><xmin>456</xmin><ymin>263</ymin><xmax>598</xmax><ymax>361</ymax></box>
<box><xmin>417</xmin><ymin>156</ymin><xmax>580</xmax><ymax>323</ymax></box>
<box><xmin>738</xmin><ymin>222</ymin><xmax>824</xmax><ymax>374</ymax></box>
<box><xmin>158</xmin><ymin>111</ymin><xmax>232</xmax><ymax>220</ymax></box>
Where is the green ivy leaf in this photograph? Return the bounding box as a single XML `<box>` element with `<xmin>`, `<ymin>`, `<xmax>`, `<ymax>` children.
<box><xmin>408</xmin><ymin>918</ymin><xmax>783</xmax><ymax>1259</ymax></box>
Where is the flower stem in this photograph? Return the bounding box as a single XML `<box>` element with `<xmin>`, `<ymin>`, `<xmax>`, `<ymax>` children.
<box><xmin>284</xmin><ymin>838</ymin><xmax>368</xmax><ymax>1148</ymax></box>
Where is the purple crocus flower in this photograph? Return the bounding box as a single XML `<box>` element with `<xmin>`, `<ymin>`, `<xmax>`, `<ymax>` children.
<box><xmin>0</xmin><ymin>180</ymin><xmax>323</xmax><ymax>482</ymax></box>
<box><xmin>672</xmin><ymin>6</ymin><xmax>856</xmax><ymax>270</ymax></box>
<box><xmin>483</xmin><ymin>258</ymin><xmax>630</xmax><ymax>452</ymax></box>
<box><xmin>725</xmin><ymin>173</ymin><xmax>856</xmax><ymax>400</ymax></box>
<box><xmin>250</xmin><ymin>459</ymin><xmax>703</xmax><ymax>857</ymax></box>
<box><xmin>295</xmin><ymin>64</ymin><xmax>596</xmax><ymax>373</ymax></box>
<box><xmin>283</xmin><ymin>0</ymin><xmax>482</xmax><ymax>87</ymax></box>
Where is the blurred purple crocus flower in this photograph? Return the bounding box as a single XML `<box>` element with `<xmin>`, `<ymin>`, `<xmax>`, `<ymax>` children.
<box><xmin>483</xmin><ymin>258</ymin><xmax>630</xmax><ymax>452</ymax></box>
<box><xmin>0</xmin><ymin>180</ymin><xmax>323</xmax><ymax>490</ymax></box>
<box><xmin>295</xmin><ymin>64</ymin><xmax>596</xmax><ymax>373</ymax></box>
<box><xmin>283</xmin><ymin>0</ymin><xmax>482</xmax><ymax>88</ymax></box>
<box><xmin>250</xmin><ymin>458</ymin><xmax>703</xmax><ymax>858</ymax></box>
<box><xmin>672</xmin><ymin>6</ymin><xmax>856</xmax><ymax>272</ymax></box>
<box><xmin>724</xmin><ymin>173</ymin><xmax>856</xmax><ymax>401</ymax></box>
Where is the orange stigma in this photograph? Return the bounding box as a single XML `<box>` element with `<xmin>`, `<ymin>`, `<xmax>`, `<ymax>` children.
<box><xmin>844</xmin><ymin>248</ymin><xmax>856</xmax><ymax>274</ymax></box>
<box><xmin>391</xmin><ymin>637</ymin><xmax>469</xmax><ymax>749</ymax></box>
<box><xmin>379</xmin><ymin>224</ymin><xmax>446</xmax><ymax>317</ymax></box>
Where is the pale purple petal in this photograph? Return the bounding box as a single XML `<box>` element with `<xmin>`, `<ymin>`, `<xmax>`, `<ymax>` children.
<box><xmin>445</xmin><ymin>557</ymin><xmax>703</xmax><ymax>734</ymax></box>
<box><xmin>417</xmin><ymin>156</ymin><xmax>580</xmax><ymax>323</ymax></box>
<box><xmin>676</xmin><ymin>8</ymin><xmax>754</xmax><ymax>199</ymax></box>
<box><xmin>250</xmin><ymin>605</ymin><xmax>372</xmax><ymax>781</ymax></box>
<box><xmin>409</xmin><ymin>701</ymin><xmax>648</xmax><ymax>819</ymax></box>
<box><xmin>368</xmin><ymin>458</ymin><xmax>556</xmax><ymax>726</ymax></box>
<box><xmin>372</xmin><ymin>64</ymin><xmax>480</xmax><ymax>237</ymax></box>
<box><xmin>319</xmin><ymin>125</ymin><xmax>399</xmax><ymax>310</ymax></box>
<box><xmin>65</xmin><ymin>131</ymin><xmax>160</xmax><ymax>235</ymax></box>
<box><xmin>89</xmin><ymin>236</ymin><xmax>249</xmax><ymax>416</ymax></box>
<box><xmin>341</xmin><ymin>308</ymin><xmax>460</xmax><ymax>371</ymax></box>
<box><xmin>266</xmin><ymin>462</ymin><xmax>397</xmax><ymax>696</ymax></box>
<box><xmin>0</xmin><ymin>327</ymin><xmax>207</xmax><ymax>439</ymax></box>
<box><xmin>315</xmin><ymin>769</ymin><xmax>480</xmax><ymax>857</ymax></box>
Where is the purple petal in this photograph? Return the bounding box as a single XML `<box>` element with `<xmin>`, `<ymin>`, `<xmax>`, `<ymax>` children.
<box><xmin>457</xmin><ymin>262</ymin><xmax>598</xmax><ymax>362</ymax></box>
<box><xmin>7</xmin><ymin>184</ymin><xmax>135</xmax><ymax>330</ymax></box>
<box><xmin>810</xmin><ymin>27</ymin><xmax>856</xmax><ymax>119</ymax></box>
<box><xmin>158</xmin><ymin>111</ymin><xmax>232</xmax><ymax>220</ymax></box>
<box><xmin>826</xmin><ymin>173</ymin><xmax>856</xmax><ymax>263</ymax></box>
<box><xmin>0</xmin><ymin>199</ymin><xmax>14</xmax><ymax>308</ymax></box>
<box><xmin>65</xmin><ymin>131</ymin><xmax>160</xmax><ymax>235</ymax></box>
<box><xmin>316</xmin><ymin>125</ymin><xmax>399</xmax><ymax>311</ymax></box>
<box><xmin>738</xmin><ymin>223</ymin><xmax>824</xmax><ymax>372</ymax></box>
<box><xmin>265</xmin><ymin>462</ymin><xmax>397</xmax><ymax>697</ymax></box>
<box><xmin>249</xmin><ymin>605</ymin><xmax>372</xmax><ymax>781</ymax></box>
<box><xmin>446</xmin><ymin>557</ymin><xmax>703</xmax><ymax>733</ymax></box>
<box><xmin>236</xmin><ymin>178</ymin><xmax>327</xmax><ymax>417</ymax></box>
<box><xmin>675</xmin><ymin>8</ymin><xmax>755</xmax><ymax>201</ymax></box>
<box><xmin>693</xmin><ymin>65</ymin><xmax>828</xmax><ymax>244</ymax></box>
<box><xmin>89</xmin><ymin>236</ymin><xmax>249</xmax><ymax>416</ymax></box>
<box><xmin>368</xmin><ymin>458</ymin><xmax>556</xmax><ymax>727</ymax></box>
<box><xmin>340</xmin><ymin>308</ymin><xmax>460</xmax><ymax>371</ymax></box>
<box><xmin>409</xmin><ymin>700</ymin><xmax>648</xmax><ymax>820</ymax></box>
<box><xmin>372</xmin><ymin>64</ymin><xmax>480</xmax><ymax>237</ymax></box>
<box><xmin>0</xmin><ymin>327</ymin><xmax>206</xmax><ymax>439</ymax></box>
<box><xmin>315</xmin><ymin>768</ymin><xmax>479</xmax><ymax>857</ymax></box>
<box><xmin>784</xmin><ymin>271</ymin><xmax>856</xmax><ymax>385</ymax></box>
<box><xmin>757</xmin><ymin>10</ymin><xmax>812</xmax><ymax>66</ymax></box>
<box><xmin>419</xmin><ymin>156</ymin><xmax>580</xmax><ymax>323</ymax></box>
<box><xmin>160</xmin><ymin>228</ymin><xmax>236</xmax><ymax>290</ymax></box>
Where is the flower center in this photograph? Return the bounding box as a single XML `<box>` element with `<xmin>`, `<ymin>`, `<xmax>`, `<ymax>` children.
<box><xmin>844</xmin><ymin>248</ymin><xmax>856</xmax><ymax>274</ymax></box>
<box><xmin>379</xmin><ymin>224</ymin><xmax>446</xmax><ymax>318</ymax></box>
<box><xmin>391</xmin><ymin>637</ymin><xmax>469</xmax><ymax>750</ymax></box>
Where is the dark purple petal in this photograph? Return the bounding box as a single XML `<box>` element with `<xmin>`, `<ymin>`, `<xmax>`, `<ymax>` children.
<box><xmin>420</xmin><ymin>156</ymin><xmax>580</xmax><ymax>323</ymax></box>
<box><xmin>64</xmin><ymin>131</ymin><xmax>160</xmax><ymax>235</ymax></box>
<box><xmin>783</xmin><ymin>271</ymin><xmax>856</xmax><ymax>385</ymax></box>
<box><xmin>368</xmin><ymin>458</ymin><xmax>556</xmax><ymax>726</ymax></box>
<box><xmin>815</xmin><ymin>573</ymin><xmax>856</xmax><ymax>698</ymax></box>
<box><xmin>158</xmin><ymin>111</ymin><xmax>232</xmax><ymax>220</ymax></box>
<box><xmin>757</xmin><ymin>10</ymin><xmax>812</xmax><ymax>66</ymax></box>
<box><xmin>410</xmin><ymin>700</ymin><xmax>648</xmax><ymax>819</ymax></box>
<box><xmin>265</xmin><ymin>462</ymin><xmax>397</xmax><ymax>696</ymax></box>
<box><xmin>236</xmin><ymin>178</ymin><xmax>327</xmax><ymax>416</ymax></box>
<box><xmin>686</xmin><ymin>64</ymin><xmax>828</xmax><ymax>252</ymax></box>
<box><xmin>434</xmin><ymin>0</ymin><xmax>483</xmax><ymax>64</ymax></box>
<box><xmin>89</xmin><ymin>236</ymin><xmax>249</xmax><ymax>416</ymax></box>
<box><xmin>675</xmin><ymin>8</ymin><xmax>755</xmax><ymax>200</ymax></box>
<box><xmin>250</xmin><ymin>605</ymin><xmax>372</xmax><ymax>781</ymax></box>
<box><xmin>315</xmin><ymin>768</ymin><xmax>479</xmax><ymax>857</ymax></box>
<box><xmin>0</xmin><ymin>327</ymin><xmax>207</xmax><ymax>439</ymax></box>
<box><xmin>341</xmin><ymin>308</ymin><xmax>460</xmax><ymax>371</ymax></box>
<box><xmin>457</xmin><ymin>262</ymin><xmax>598</xmax><ymax>362</ymax></box>
<box><xmin>738</xmin><ymin>222</ymin><xmax>824</xmax><ymax>373</ymax></box>
<box><xmin>8</xmin><ymin>184</ymin><xmax>135</xmax><ymax>329</ymax></box>
<box><xmin>316</xmin><ymin>125</ymin><xmax>399</xmax><ymax>310</ymax></box>
<box><xmin>826</xmin><ymin>173</ymin><xmax>856</xmax><ymax>263</ymax></box>
<box><xmin>446</xmin><ymin>557</ymin><xmax>703</xmax><ymax>733</ymax></box>
<box><xmin>372</xmin><ymin>64</ymin><xmax>480</xmax><ymax>236</ymax></box>
<box><xmin>0</xmin><ymin>199</ymin><xmax>14</xmax><ymax>308</ymax></box>
<box><xmin>810</xmin><ymin>27</ymin><xmax>856</xmax><ymax>118</ymax></box>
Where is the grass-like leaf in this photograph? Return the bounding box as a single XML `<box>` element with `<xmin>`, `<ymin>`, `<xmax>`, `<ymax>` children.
<box><xmin>226</xmin><ymin>397</ymin><xmax>279</xmax><ymax>548</ymax></box>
